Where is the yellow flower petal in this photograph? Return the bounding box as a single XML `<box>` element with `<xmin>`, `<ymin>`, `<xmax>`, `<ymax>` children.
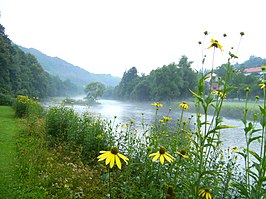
<box><xmin>206</xmin><ymin>192</ymin><xmax>212</xmax><ymax>199</ymax></box>
<box><xmin>160</xmin><ymin>154</ymin><xmax>164</xmax><ymax>165</ymax></box>
<box><xmin>105</xmin><ymin>154</ymin><xmax>112</xmax><ymax>165</ymax></box>
<box><xmin>164</xmin><ymin>154</ymin><xmax>173</xmax><ymax>163</ymax></box>
<box><xmin>110</xmin><ymin>154</ymin><xmax>115</xmax><ymax>168</ymax></box>
<box><xmin>118</xmin><ymin>153</ymin><xmax>129</xmax><ymax>164</ymax></box>
<box><xmin>149</xmin><ymin>152</ymin><xmax>159</xmax><ymax>157</ymax></box>
<box><xmin>115</xmin><ymin>155</ymin><xmax>122</xmax><ymax>169</ymax></box>
<box><xmin>165</xmin><ymin>152</ymin><xmax>174</xmax><ymax>160</ymax></box>
<box><xmin>152</xmin><ymin>153</ymin><xmax>160</xmax><ymax>162</ymax></box>
<box><xmin>97</xmin><ymin>152</ymin><xmax>110</xmax><ymax>161</ymax></box>
<box><xmin>199</xmin><ymin>189</ymin><xmax>204</xmax><ymax>196</ymax></box>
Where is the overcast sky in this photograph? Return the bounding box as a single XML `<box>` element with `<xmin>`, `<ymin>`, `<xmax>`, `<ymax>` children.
<box><xmin>0</xmin><ymin>0</ymin><xmax>265</xmax><ymax>77</ymax></box>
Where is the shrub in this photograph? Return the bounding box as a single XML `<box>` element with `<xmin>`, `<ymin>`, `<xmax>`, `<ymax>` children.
<box><xmin>46</xmin><ymin>105</ymin><xmax>108</xmax><ymax>164</ymax></box>
<box><xmin>13</xmin><ymin>95</ymin><xmax>43</xmax><ymax>118</ymax></box>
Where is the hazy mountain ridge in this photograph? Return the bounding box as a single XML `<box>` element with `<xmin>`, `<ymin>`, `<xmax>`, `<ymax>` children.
<box><xmin>19</xmin><ymin>46</ymin><xmax>121</xmax><ymax>87</ymax></box>
<box><xmin>234</xmin><ymin>55</ymin><xmax>266</xmax><ymax>69</ymax></box>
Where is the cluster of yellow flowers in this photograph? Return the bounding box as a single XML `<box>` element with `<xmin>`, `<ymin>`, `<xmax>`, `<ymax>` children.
<box><xmin>16</xmin><ymin>95</ymin><xmax>38</xmax><ymax>105</ymax></box>
<box><xmin>97</xmin><ymin>101</ymin><xmax>214</xmax><ymax>198</ymax></box>
<box><xmin>212</xmin><ymin>90</ymin><xmax>226</xmax><ymax>98</ymax></box>
<box><xmin>16</xmin><ymin>95</ymin><xmax>31</xmax><ymax>104</ymax></box>
<box><xmin>151</xmin><ymin>102</ymin><xmax>163</xmax><ymax>107</ymax></box>
<box><xmin>98</xmin><ymin>146</ymin><xmax>189</xmax><ymax>169</ymax></box>
<box><xmin>179</xmin><ymin>102</ymin><xmax>189</xmax><ymax>110</ymax></box>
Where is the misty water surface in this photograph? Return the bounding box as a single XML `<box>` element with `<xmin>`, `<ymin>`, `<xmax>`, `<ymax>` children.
<box><xmin>71</xmin><ymin>99</ymin><xmax>260</xmax><ymax>152</ymax></box>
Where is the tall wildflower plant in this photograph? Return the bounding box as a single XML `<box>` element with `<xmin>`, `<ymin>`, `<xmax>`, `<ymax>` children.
<box><xmin>188</xmin><ymin>32</ymin><xmax>246</xmax><ymax>198</ymax></box>
<box><xmin>232</xmin><ymin>64</ymin><xmax>266</xmax><ymax>198</ymax></box>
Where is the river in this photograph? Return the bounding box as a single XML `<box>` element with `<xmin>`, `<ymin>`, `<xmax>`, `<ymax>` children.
<box><xmin>68</xmin><ymin>98</ymin><xmax>260</xmax><ymax>152</ymax></box>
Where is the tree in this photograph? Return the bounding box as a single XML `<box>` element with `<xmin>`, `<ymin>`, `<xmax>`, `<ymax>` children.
<box><xmin>115</xmin><ymin>67</ymin><xmax>139</xmax><ymax>99</ymax></box>
<box><xmin>84</xmin><ymin>82</ymin><xmax>106</xmax><ymax>101</ymax></box>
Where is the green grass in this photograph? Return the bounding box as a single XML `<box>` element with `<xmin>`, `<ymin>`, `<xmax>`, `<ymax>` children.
<box><xmin>0</xmin><ymin>106</ymin><xmax>19</xmax><ymax>198</ymax></box>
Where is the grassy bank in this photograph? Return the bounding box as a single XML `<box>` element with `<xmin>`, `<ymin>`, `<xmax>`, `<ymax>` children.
<box><xmin>12</xmin><ymin>97</ymin><xmax>106</xmax><ymax>198</ymax></box>
<box><xmin>173</xmin><ymin>99</ymin><xmax>261</xmax><ymax>120</ymax></box>
<box><xmin>0</xmin><ymin>106</ymin><xmax>19</xmax><ymax>198</ymax></box>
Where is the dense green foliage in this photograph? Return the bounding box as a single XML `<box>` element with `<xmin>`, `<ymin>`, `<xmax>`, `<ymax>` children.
<box><xmin>235</xmin><ymin>55</ymin><xmax>266</xmax><ymax>69</ymax></box>
<box><xmin>0</xmin><ymin>23</ymin><xmax>78</xmax><ymax>102</ymax></box>
<box><xmin>46</xmin><ymin>104</ymin><xmax>108</xmax><ymax>164</ymax></box>
<box><xmin>114</xmin><ymin>56</ymin><xmax>197</xmax><ymax>101</ymax></box>
<box><xmin>19</xmin><ymin>46</ymin><xmax>121</xmax><ymax>88</ymax></box>
<box><xmin>215</xmin><ymin>63</ymin><xmax>263</xmax><ymax>99</ymax></box>
<box><xmin>113</xmin><ymin>55</ymin><xmax>265</xmax><ymax>101</ymax></box>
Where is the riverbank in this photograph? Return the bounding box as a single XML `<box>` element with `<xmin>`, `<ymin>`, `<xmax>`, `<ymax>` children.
<box><xmin>3</xmin><ymin>95</ymin><xmax>265</xmax><ymax>198</ymax></box>
<box><xmin>0</xmin><ymin>106</ymin><xmax>19</xmax><ymax>198</ymax></box>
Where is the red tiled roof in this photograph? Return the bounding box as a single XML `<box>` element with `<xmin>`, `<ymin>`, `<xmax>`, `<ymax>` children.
<box><xmin>244</xmin><ymin>67</ymin><xmax>262</xmax><ymax>73</ymax></box>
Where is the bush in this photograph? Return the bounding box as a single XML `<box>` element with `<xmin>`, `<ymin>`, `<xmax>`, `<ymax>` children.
<box><xmin>13</xmin><ymin>95</ymin><xmax>43</xmax><ymax>118</ymax></box>
<box><xmin>46</xmin><ymin>105</ymin><xmax>108</xmax><ymax>163</ymax></box>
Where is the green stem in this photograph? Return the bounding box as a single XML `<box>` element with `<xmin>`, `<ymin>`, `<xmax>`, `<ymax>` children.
<box><xmin>108</xmin><ymin>167</ymin><xmax>112</xmax><ymax>199</ymax></box>
<box><xmin>243</xmin><ymin>90</ymin><xmax>250</xmax><ymax>193</ymax></box>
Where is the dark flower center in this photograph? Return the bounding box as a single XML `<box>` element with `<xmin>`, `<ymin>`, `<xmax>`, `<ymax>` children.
<box><xmin>111</xmin><ymin>147</ymin><xmax>118</xmax><ymax>155</ymax></box>
<box><xmin>159</xmin><ymin>146</ymin><xmax>166</xmax><ymax>154</ymax></box>
<box><xmin>180</xmin><ymin>149</ymin><xmax>186</xmax><ymax>155</ymax></box>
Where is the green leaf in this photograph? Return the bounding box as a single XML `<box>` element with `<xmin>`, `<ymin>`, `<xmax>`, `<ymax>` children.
<box><xmin>190</xmin><ymin>89</ymin><xmax>204</xmax><ymax>104</ymax></box>
<box><xmin>244</xmin><ymin>122</ymin><xmax>253</xmax><ymax>133</ymax></box>
<box><xmin>236</xmin><ymin>151</ymin><xmax>247</xmax><ymax>159</ymax></box>
<box><xmin>248</xmin><ymin>149</ymin><xmax>261</xmax><ymax>163</ymax></box>
<box><xmin>215</xmin><ymin>125</ymin><xmax>236</xmax><ymax>130</ymax></box>
<box><xmin>248</xmin><ymin>136</ymin><xmax>261</xmax><ymax>145</ymax></box>
<box><xmin>231</xmin><ymin>182</ymin><xmax>249</xmax><ymax>197</ymax></box>
<box><xmin>259</xmin><ymin>105</ymin><xmax>265</xmax><ymax>115</ymax></box>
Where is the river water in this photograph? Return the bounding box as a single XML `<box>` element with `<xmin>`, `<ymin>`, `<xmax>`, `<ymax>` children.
<box><xmin>69</xmin><ymin>98</ymin><xmax>260</xmax><ymax>152</ymax></box>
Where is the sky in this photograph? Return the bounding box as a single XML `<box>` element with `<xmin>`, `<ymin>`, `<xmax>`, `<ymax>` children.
<box><xmin>0</xmin><ymin>0</ymin><xmax>265</xmax><ymax>77</ymax></box>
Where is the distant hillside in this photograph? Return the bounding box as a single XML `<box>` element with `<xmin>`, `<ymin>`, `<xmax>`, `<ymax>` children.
<box><xmin>234</xmin><ymin>55</ymin><xmax>266</xmax><ymax>69</ymax></box>
<box><xmin>19</xmin><ymin>47</ymin><xmax>121</xmax><ymax>88</ymax></box>
<box><xmin>0</xmin><ymin>22</ymin><xmax>78</xmax><ymax>101</ymax></box>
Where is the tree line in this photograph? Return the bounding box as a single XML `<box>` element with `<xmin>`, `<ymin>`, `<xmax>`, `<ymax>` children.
<box><xmin>108</xmin><ymin>56</ymin><xmax>265</xmax><ymax>101</ymax></box>
<box><xmin>110</xmin><ymin>56</ymin><xmax>197</xmax><ymax>101</ymax></box>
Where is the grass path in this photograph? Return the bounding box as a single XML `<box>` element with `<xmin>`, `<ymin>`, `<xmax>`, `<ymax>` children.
<box><xmin>0</xmin><ymin>106</ymin><xmax>19</xmax><ymax>198</ymax></box>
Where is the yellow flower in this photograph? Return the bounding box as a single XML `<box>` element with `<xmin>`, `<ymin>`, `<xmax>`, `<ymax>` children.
<box><xmin>149</xmin><ymin>146</ymin><xmax>175</xmax><ymax>165</ymax></box>
<box><xmin>199</xmin><ymin>188</ymin><xmax>212</xmax><ymax>199</ymax></box>
<box><xmin>179</xmin><ymin>102</ymin><xmax>189</xmax><ymax>110</ymax></box>
<box><xmin>207</xmin><ymin>39</ymin><xmax>223</xmax><ymax>51</ymax></box>
<box><xmin>259</xmin><ymin>82</ymin><xmax>266</xmax><ymax>89</ymax></box>
<box><xmin>232</xmin><ymin>147</ymin><xmax>238</xmax><ymax>152</ymax></box>
<box><xmin>162</xmin><ymin>116</ymin><xmax>172</xmax><ymax>122</ymax></box>
<box><xmin>97</xmin><ymin>147</ymin><xmax>129</xmax><ymax>169</ymax></box>
<box><xmin>261</xmin><ymin>65</ymin><xmax>266</xmax><ymax>71</ymax></box>
<box><xmin>212</xmin><ymin>90</ymin><xmax>226</xmax><ymax>97</ymax></box>
<box><xmin>175</xmin><ymin>149</ymin><xmax>189</xmax><ymax>159</ymax></box>
<box><xmin>151</xmin><ymin>102</ymin><xmax>163</xmax><ymax>107</ymax></box>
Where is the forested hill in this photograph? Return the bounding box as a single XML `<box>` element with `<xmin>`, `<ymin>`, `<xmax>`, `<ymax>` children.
<box><xmin>234</xmin><ymin>55</ymin><xmax>266</xmax><ymax>69</ymax></box>
<box><xmin>19</xmin><ymin>47</ymin><xmax>121</xmax><ymax>87</ymax></box>
<box><xmin>0</xmin><ymin>22</ymin><xmax>78</xmax><ymax>104</ymax></box>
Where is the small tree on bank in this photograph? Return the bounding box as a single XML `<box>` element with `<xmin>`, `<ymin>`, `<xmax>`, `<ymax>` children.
<box><xmin>84</xmin><ymin>82</ymin><xmax>106</xmax><ymax>102</ymax></box>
